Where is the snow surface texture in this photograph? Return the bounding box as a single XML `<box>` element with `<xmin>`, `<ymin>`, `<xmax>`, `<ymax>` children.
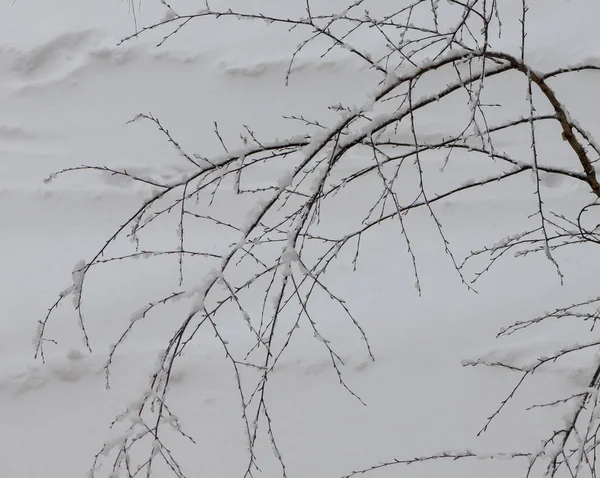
<box><xmin>2</xmin><ymin>0</ymin><xmax>600</xmax><ymax>477</ymax></box>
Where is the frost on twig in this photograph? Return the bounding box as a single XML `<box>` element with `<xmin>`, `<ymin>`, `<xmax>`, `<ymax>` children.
<box><xmin>38</xmin><ymin>0</ymin><xmax>600</xmax><ymax>477</ymax></box>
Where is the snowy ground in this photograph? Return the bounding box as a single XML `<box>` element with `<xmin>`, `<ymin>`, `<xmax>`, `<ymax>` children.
<box><xmin>2</xmin><ymin>1</ymin><xmax>600</xmax><ymax>477</ymax></box>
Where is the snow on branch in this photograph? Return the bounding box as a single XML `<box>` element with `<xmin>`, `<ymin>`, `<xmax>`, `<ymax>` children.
<box><xmin>39</xmin><ymin>0</ymin><xmax>600</xmax><ymax>477</ymax></box>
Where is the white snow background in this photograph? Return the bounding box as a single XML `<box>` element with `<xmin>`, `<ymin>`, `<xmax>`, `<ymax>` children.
<box><xmin>2</xmin><ymin>0</ymin><xmax>600</xmax><ymax>477</ymax></box>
